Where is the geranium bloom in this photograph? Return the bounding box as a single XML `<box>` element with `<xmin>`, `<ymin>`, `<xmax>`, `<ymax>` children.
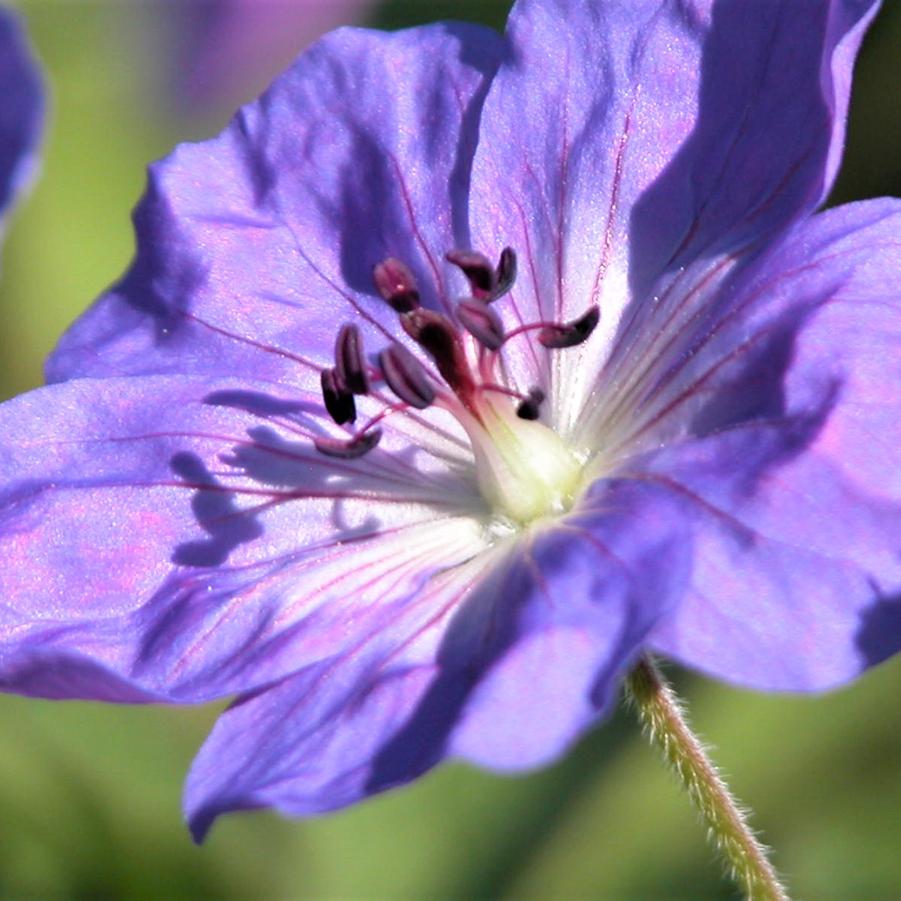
<box><xmin>0</xmin><ymin>7</ymin><xmax>43</xmax><ymax>246</ymax></box>
<box><xmin>1</xmin><ymin>0</ymin><xmax>899</xmax><ymax>841</ymax></box>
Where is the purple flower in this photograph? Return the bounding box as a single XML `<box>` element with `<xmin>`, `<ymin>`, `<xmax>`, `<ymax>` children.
<box><xmin>2</xmin><ymin>0</ymin><xmax>899</xmax><ymax>840</ymax></box>
<box><xmin>0</xmin><ymin>7</ymin><xmax>43</xmax><ymax>243</ymax></box>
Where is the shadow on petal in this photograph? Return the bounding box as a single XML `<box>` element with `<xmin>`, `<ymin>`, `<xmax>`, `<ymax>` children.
<box><xmin>203</xmin><ymin>388</ymin><xmax>320</xmax><ymax>419</ymax></box>
<box><xmin>365</xmin><ymin>481</ymin><xmax>686</xmax><ymax>789</ymax></box>
<box><xmin>170</xmin><ymin>451</ymin><xmax>264</xmax><ymax>567</ymax></box>
<box><xmin>629</xmin><ymin>1</ymin><xmax>848</xmax><ymax>296</ymax></box>
<box><xmin>364</xmin><ymin>553</ymin><xmax>530</xmax><ymax>793</ymax></box>
<box><xmin>123</xmin><ymin>196</ymin><xmax>212</xmax><ymax>337</ymax></box>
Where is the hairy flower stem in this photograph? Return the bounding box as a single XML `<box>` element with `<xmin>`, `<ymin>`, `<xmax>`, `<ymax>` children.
<box><xmin>625</xmin><ymin>656</ymin><xmax>790</xmax><ymax>901</ymax></box>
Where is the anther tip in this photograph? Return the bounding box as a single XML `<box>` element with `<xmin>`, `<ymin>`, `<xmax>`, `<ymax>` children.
<box><xmin>494</xmin><ymin>247</ymin><xmax>517</xmax><ymax>300</ymax></box>
<box><xmin>314</xmin><ymin>428</ymin><xmax>382</xmax><ymax>459</ymax></box>
<box><xmin>335</xmin><ymin>323</ymin><xmax>370</xmax><ymax>395</ymax></box>
<box><xmin>516</xmin><ymin>386</ymin><xmax>545</xmax><ymax>420</ymax></box>
<box><xmin>379</xmin><ymin>345</ymin><xmax>436</xmax><ymax>410</ymax></box>
<box><xmin>374</xmin><ymin>258</ymin><xmax>420</xmax><ymax>313</ymax></box>
<box><xmin>446</xmin><ymin>249</ymin><xmax>495</xmax><ymax>300</ymax></box>
<box><xmin>457</xmin><ymin>298</ymin><xmax>505</xmax><ymax>351</ymax></box>
<box><xmin>320</xmin><ymin>367</ymin><xmax>357</xmax><ymax>425</ymax></box>
<box><xmin>538</xmin><ymin>305</ymin><xmax>600</xmax><ymax>349</ymax></box>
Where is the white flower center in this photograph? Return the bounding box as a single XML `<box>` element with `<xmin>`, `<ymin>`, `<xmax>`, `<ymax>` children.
<box><xmin>455</xmin><ymin>393</ymin><xmax>583</xmax><ymax>524</ymax></box>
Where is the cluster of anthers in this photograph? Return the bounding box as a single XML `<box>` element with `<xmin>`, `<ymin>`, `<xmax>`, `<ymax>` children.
<box><xmin>314</xmin><ymin>247</ymin><xmax>600</xmax><ymax>523</ymax></box>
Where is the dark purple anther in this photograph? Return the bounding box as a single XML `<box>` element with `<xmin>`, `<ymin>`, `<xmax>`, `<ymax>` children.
<box><xmin>516</xmin><ymin>387</ymin><xmax>545</xmax><ymax>420</ymax></box>
<box><xmin>379</xmin><ymin>344</ymin><xmax>436</xmax><ymax>410</ymax></box>
<box><xmin>334</xmin><ymin>323</ymin><xmax>370</xmax><ymax>395</ymax></box>
<box><xmin>401</xmin><ymin>308</ymin><xmax>475</xmax><ymax>398</ymax></box>
<box><xmin>320</xmin><ymin>368</ymin><xmax>356</xmax><ymax>425</ymax></box>
<box><xmin>493</xmin><ymin>247</ymin><xmax>517</xmax><ymax>300</ymax></box>
<box><xmin>538</xmin><ymin>305</ymin><xmax>600</xmax><ymax>349</ymax></box>
<box><xmin>456</xmin><ymin>299</ymin><xmax>505</xmax><ymax>351</ymax></box>
<box><xmin>446</xmin><ymin>249</ymin><xmax>495</xmax><ymax>300</ymax></box>
<box><xmin>373</xmin><ymin>258</ymin><xmax>420</xmax><ymax>313</ymax></box>
<box><xmin>314</xmin><ymin>428</ymin><xmax>382</xmax><ymax>459</ymax></box>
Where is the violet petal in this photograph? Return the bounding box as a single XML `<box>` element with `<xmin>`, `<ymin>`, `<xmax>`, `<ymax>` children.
<box><xmin>184</xmin><ymin>476</ymin><xmax>689</xmax><ymax>839</ymax></box>
<box><xmin>47</xmin><ymin>24</ymin><xmax>503</xmax><ymax>385</ymax></box>
<box><xmin>640</xmin><ymin>200</ymin><xmax>901</xmax><ymax>690</ymax></box>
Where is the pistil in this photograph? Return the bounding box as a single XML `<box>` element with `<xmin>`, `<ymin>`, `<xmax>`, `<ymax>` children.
<box><xmin>452</xmin><ymin>393</ymin><xmax>582</xmax><ymax>523</ymax></box>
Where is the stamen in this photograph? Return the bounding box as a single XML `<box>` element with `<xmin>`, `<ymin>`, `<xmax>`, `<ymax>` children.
<box><xmin>481</xmin><ymin>383</ymin><xmax>528</xmax><ymax>400</ymax></box>
<box><xmin>314</xmin><ymin>244</ymin><xmax>582</xmax><ymax>522</ymax></box>
<box><xmin>516</xmin><ymin>387</ymin><xmax>545</xmax><ymax>421</ymax></box>
<box><xmin>320</xmin><ymin>368</ymin><xmax>356</xmax><ymax>425</ymax></box>
<box><xmin>314</xmin><ymin>428</ymin><xmax>382</xmax><ymax>459</ymax></box>
<box><xmin>446</xmin><ymin>249</ymin><xmax>495</xmax><ymax>300</ymax></box>
<box><xmin>446</xmin><ymin>247</ymin><xmax>517</xmax><ymax>302</ymax></box>
<box><xmin>493</xmin><ymin>247</ymin><xmax>517</xmax><ymax>300</ymax></box>
<box><xmin>334</xmin><ymin>324</ymin><xmax>370</xmax><ymax>395</ymax></box>
<box><xmin>379</xmin><ymin>344</ymin><xmax>436</xmax><ymax>410</ymax></box>
<box><xmin>401</xmin><ymin>308</ymin><xmax>476</xmax><ymax>399</ymax></box>
<box><xmin>373</xmin><ymin>258</ymin><xmax>420</xmax><ymax>313</ymax></box>
<box><xmin>538</xmin><ymin>305</ymin><xmax>600</xmax><ymax>349</ymax></box>
<box><xmin>456</xmin><ymin>299</ymin><xmax>505</xmax><ymax>350</ymax></box>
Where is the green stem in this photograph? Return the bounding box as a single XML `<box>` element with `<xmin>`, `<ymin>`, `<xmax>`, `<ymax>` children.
<box><xmin>625</xmin><ymin>656</ymin><xmax>790</xmax><ymax>901</ymax></box>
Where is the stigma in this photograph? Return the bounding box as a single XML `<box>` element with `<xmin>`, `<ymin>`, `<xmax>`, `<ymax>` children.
<box><xmin>314</xmin><ymin>247</ymin><xmax>598</xmax><ymax>525</ymax></box>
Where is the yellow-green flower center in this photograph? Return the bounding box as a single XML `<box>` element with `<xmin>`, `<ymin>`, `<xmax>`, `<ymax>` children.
<box><xmin>458</xmin><ymin>395</ymin><xmax>583</xmax><ymax>524</ymax></box>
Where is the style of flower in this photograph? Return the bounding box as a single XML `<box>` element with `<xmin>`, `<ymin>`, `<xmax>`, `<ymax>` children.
<box><xmin>0</xmin><ymin>7</ymin><xmax>43</xmax><ymax>247</ymax></box>
<box><xmin>1</xmin><ymin>0</ymin><xmax>898</xmax><ymax>841</ymax></box>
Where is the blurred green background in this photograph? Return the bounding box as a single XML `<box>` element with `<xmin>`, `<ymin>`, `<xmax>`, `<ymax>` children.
<box><xmin>1</xmin><ymin>2</ymin><xmax>900</xmax><ymax>899</ymax></box>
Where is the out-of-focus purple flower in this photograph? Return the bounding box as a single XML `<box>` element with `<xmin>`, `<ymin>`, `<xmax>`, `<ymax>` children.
<box><xmin>0</xmin><ymin>6</ymin><xmax>43</xmax><ymax>242</ymax></box>
<box><xmin>1</xmin><ymin>0</ymin><xmax>899</xmax><ymax>840</ymax></box>
<box><xmin>173</xmin><ymin>0</ymin><xmax>376</xmax><ymax>110</ymax></box>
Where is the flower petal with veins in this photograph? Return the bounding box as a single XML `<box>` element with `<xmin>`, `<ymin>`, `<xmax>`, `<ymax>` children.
<box><xmin>0</xmin><ymin>375</ymin><xmax>486</xmax><ymax>701</ymax></box>
<box><xmin>641</xmin><ymin>199</ymin><xmax>901</xmax><ymax>689</ymax></box>
<box><xmin>47</xmin><ymin>23</ymin><xmax>503</xmax><ymax>385</ymax></box>
<box><xmin>185</xmin><ymin>475</ymin><xmax>690</xmax><ymax>840</ymax></box>
<box><xmin>0</xmin><ymin>0</ymin><xmax>897</xmax><ymax>841</ymax></box>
